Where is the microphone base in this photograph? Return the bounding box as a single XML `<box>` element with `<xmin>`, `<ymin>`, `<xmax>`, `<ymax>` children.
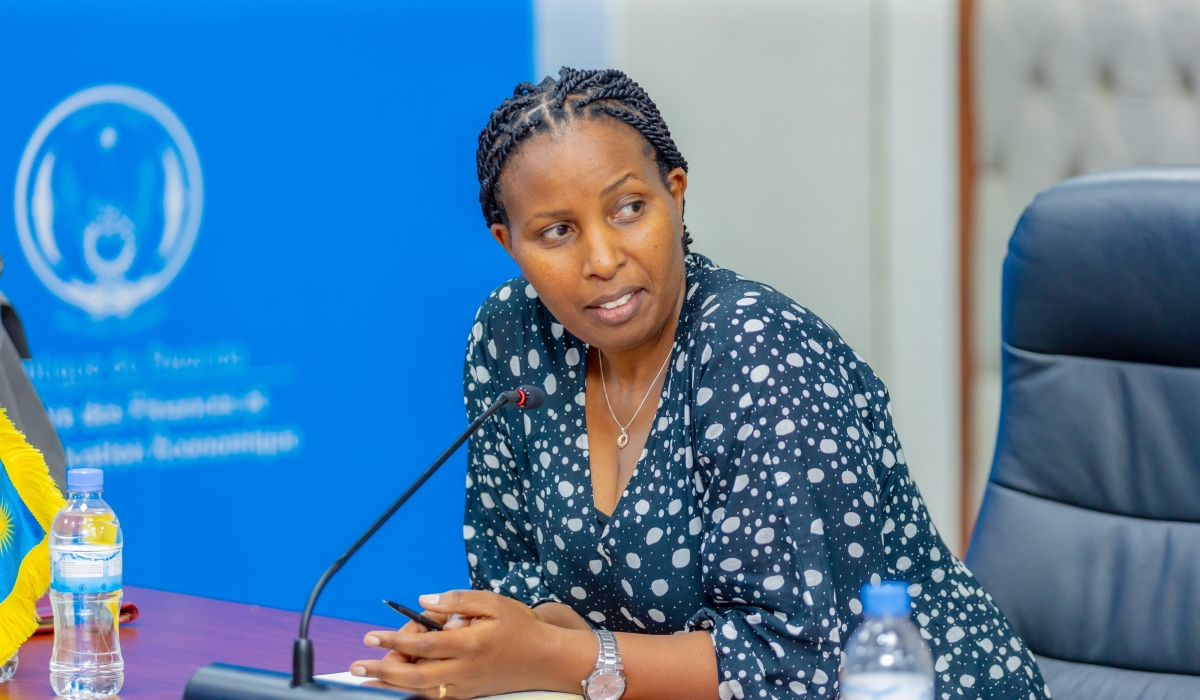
<box><xmin>293</xmin><ymin>638</ymin><xmax>314</xmax><ymax>686</ymax></box>
<box><xmin>184</xmin><ymin>663</ymin><xmax>424</xmax><ymax>699</ymax></box>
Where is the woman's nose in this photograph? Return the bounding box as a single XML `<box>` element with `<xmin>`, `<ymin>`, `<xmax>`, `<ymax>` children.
<box><xmin>581</xmin><ymin>226</ymin><xmax>624</xmax><ymax>279</ymax></box>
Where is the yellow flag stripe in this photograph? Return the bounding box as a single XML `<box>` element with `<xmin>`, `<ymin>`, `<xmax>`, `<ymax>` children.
<box><xmin>0</xmin><ymin>407</ymin><xmax>64</xmax><ymax>529</ymax></box>
<box><xmin>0</xmin><ymin>539</ymin><xmax>52</xmax><ymax>661</ymax></box>
<box><xmin>0</xmin><ymin>406</ymin><xmax>66</xmax><ymax>663</ymax></box>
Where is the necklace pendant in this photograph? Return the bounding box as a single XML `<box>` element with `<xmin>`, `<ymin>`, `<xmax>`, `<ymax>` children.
<box><xmin>616</xmin><ymin>432</ymin><xmax>629</xmax><ymax>448</ymax></box>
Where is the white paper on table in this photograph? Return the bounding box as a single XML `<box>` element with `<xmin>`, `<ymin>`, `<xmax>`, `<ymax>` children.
<box><xmin>316</xmin><ymin>672</ymin><xmax>373</xmax><ymax>687</ymax></box>
<box><xmin>314</xmin><ymin>672</ymin><xmax>581</xmax><ymax>700</ymax></box>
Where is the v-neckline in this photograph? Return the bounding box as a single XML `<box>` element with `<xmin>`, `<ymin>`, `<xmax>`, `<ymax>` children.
<box><xmin>578</xmin><ymin>312</ymin><xmax>688</xmax><ymax>524</ymax></box>
<box><xmin>583</xmin><ymin>349</ymin><xmax>675</xmax><ymax>525</ymax></box>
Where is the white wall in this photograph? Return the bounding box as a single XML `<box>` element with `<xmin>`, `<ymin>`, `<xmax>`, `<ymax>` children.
<box><xmin>616</xmin><ymin>0</ymin><xmax>877</xmax><ymax>363</ymax></box>
<box><xmin>534</xmin><ymin>0</ymin><xmax>961</xmax><ymax>552</ymax></box>
<box><xmin>877</xmin><ymin>0</ymin><xmax>961</xmax><ymax>551</ymax></box>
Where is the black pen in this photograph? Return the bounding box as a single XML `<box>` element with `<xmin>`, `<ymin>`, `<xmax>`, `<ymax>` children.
<box><xmin>383</xmin><ymin>599</ymin><xmax>444</xmax><ymax>631</ymax></box>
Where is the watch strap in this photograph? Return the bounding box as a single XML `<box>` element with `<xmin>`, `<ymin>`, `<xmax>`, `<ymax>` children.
<box><xmin>594</xmin><ymin>629</ymin><xmax>624</xmax><ymax>670</ymax></box>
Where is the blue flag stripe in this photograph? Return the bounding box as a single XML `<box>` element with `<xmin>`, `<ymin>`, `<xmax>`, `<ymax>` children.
<box><xmin>0</xmin><ymin>465</ymin><xmax>47</xmax><ymax>602</ymax></box>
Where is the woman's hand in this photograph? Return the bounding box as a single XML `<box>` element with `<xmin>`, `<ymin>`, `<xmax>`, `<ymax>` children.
<box><xmin>350</xmin><ymin>590</ymin><xmax>595</xmax><ymax>699</ymax></box>
<box><xmin>362</xmin><ymin>611</ymin><xmax>461</xmax><ymax>666</ymax></box>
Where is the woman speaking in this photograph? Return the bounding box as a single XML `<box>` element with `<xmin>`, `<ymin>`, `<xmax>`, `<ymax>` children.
<box><xmin>351</xmin><ymin>68</ymin><xmax>1048</xmax><ymax>700</ymax></box>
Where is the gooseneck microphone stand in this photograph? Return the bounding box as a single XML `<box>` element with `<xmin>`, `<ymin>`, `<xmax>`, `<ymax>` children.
<box><xmin>292</xmin><ymin>386</ymin><xmax>544</xmax><ymax>685</ymax></box>
<box><xmin>183</xmin><ymin>386</ymin><xmax>546</xmax><ymax>700</ymax></box>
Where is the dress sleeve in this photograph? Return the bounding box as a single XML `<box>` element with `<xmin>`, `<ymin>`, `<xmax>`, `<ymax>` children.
<box><xmin>685</xmin><ymin>323</ymin><xmax>885</xmax><ymax>700</ymax></box>
<box><xmin>462</xmin><ymin>309</ymin><xmax>560</xmax><ymax>607</ymax></box>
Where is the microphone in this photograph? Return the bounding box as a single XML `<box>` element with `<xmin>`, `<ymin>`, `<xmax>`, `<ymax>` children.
<box><xmin>183</xmin><ymin>385</ymin><xmax>547</xmax><ymax>700</ymax></box>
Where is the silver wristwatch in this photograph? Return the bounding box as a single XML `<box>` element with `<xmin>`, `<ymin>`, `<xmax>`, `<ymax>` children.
<box><xmin>582</xmin><ymin>629</ymin><xmax>626</xmax><ymax>700</ymax></box>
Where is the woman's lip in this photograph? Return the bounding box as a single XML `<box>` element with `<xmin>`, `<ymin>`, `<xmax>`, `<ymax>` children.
<box><xmin>586</xmin><ymin>289</ymin><xmax>643</xmax><ymax>324</ymax></box>
<box><xmin>587</xmin><ymin>286</ymin><xmax>642</xmax><ymax>307</ymax></box>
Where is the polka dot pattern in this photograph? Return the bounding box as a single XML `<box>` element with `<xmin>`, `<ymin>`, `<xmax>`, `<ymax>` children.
<box><xmin>463</xmin><ymin>255</ymin><xmax>1049</xmax><ymax>700</ymax></box>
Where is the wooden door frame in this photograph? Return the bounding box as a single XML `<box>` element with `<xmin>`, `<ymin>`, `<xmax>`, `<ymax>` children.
<box><xmin>957</xmin><ymin>0</ymin><xmax>978</xmax><ymax>549</ymax></box>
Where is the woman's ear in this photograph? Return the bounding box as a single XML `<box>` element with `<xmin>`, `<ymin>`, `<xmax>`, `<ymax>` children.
<box><xmin>490</xmin><ymin>223</ymin><xmax>514</xmax><ymax>256</ymax></box>
<box><xmin>666</xmin><ymin>167</ymin><xmax>688</xmax><ymax>217</ymax></box>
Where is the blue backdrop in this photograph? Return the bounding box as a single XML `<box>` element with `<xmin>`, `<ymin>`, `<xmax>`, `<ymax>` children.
<box><xmin>0</xmin><ymin>0</ymin><xmax>528</xmax><ymax>625</ymax></box>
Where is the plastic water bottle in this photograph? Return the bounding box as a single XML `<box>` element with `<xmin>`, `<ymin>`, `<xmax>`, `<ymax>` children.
<box><xmin>49</xmin><ymin>468</ymin><xmax>124</xmax><ymax>699</ymax></box>
<box><xmin>841</xmin><ymin>581</ymin><xmax>934</xmax><ymax>700</ymax></box>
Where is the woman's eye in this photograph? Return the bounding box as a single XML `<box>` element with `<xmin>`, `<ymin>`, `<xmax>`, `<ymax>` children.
<box><xmin>615</xmin><ymin>201</ymin><xmax>644</xmax><ymax>219</ymax></box>
<box><xmin>542</xmin><ymin>224</ymin><xmax>570</xmax><ymax>239</ymax></box>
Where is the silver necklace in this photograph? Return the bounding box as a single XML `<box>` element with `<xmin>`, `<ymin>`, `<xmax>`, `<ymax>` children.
<box><xmin>598</xmin><ymin>347</ymin><xmax>672</xmax><ymax>449</ymax></box>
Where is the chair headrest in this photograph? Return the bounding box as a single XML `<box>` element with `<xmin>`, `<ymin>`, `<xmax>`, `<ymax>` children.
<box><xmin>1003</xmin><ymin>167</ymin><xmax>1200</xmax><ymax>367</ymax></box>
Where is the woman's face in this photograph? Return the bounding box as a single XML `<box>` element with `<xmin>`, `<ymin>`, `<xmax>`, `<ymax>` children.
<box><xmin>490</xmin><ymin>118</ymin><xmax>688</xmax><ymax>353</ymax></box>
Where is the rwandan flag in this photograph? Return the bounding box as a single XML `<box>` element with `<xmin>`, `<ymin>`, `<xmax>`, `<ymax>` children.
<box><xmin>0</xmin><ymin>406</ymin><xmax>64</xmax><ymax>665</ymax></box>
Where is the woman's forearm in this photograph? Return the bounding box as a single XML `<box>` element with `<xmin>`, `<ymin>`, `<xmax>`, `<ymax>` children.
<box><xmin>540</xmin><ymin>626</ymin><xmax>719</xmax><ymax>700</ymax></box>
<box><xmin>614</xmin><ymin>629</ymin><xmax>720</xmax><ymax>700</ymax></box>
<box><xmin>532</xmin><ymin>601</ymin><xmax>594</xmax><ymax>630</ymax></box>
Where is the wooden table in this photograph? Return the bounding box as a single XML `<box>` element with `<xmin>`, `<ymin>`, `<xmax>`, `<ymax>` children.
<box><xmin>0</xmin><ymin>586</ymin><xmax>387</xmax><ymax>699</ymax></box>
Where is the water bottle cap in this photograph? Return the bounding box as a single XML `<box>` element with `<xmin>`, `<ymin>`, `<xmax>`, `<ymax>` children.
<box><xmin>861</xmin><ymin>581</ymin><xmax>911</xmax><ymax>617</ymax></box>
<box><xmin>66</xmin><ymin>468</ymin><xmax>104</xmax><ymax>492</ymax></box>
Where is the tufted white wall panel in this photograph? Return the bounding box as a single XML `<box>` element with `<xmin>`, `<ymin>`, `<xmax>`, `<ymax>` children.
<box><xmin>971</xmin><ymin>0</ymin><xmax>1200</xmax><ymax>524</ymax></box>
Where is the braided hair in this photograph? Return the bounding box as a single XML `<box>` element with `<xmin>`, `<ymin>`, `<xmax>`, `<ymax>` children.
<box><xmin>476</xmin><ymin>67</ymin><xmax>693</xmax><ymax>251</ymax></box>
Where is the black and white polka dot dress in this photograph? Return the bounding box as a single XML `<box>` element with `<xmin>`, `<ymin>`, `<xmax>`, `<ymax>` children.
<box><xmin>462</xmin><ymin>254</ymin><xmax>1049</xmax><ymax>700</ymax></box>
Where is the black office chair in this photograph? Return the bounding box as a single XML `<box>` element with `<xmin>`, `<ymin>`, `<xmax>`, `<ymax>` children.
<box><xmin>965</xmin><ymin>167</ymin><xmax>1200</xmax><ymax>700</ymax></box>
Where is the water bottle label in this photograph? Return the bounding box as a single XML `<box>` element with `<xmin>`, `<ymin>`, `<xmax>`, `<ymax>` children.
<box><xmin>51</xmin><ymin>547</ymin><xmax>122</xmax><ymax>594</ymax></box>
<box><xmin>841</xmin><ymin>673</ymin><xmax>933</xmax><ymax>700</ymax></box>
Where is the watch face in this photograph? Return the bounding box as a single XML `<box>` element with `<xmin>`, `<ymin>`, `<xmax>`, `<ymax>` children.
<box><xmin>586</xmin><ymin>670</ymin><xmax>626</xmax><ymax>700</ymax></box>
